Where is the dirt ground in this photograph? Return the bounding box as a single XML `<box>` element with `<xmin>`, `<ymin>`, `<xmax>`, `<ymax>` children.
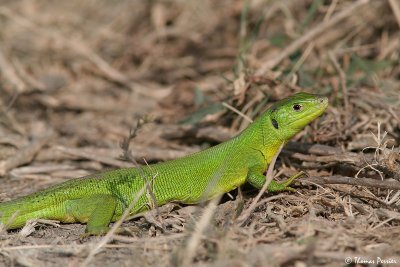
<box><xmin>0</xmin><ymin>0</ymin><xmax>400</xmax><ymax>266</ymax></box>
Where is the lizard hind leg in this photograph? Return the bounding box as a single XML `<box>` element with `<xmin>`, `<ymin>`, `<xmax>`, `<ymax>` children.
<box><xmin>65</xmin><ymin>194</ymin><xmax>118</xmax><ymax>235</ymax></box>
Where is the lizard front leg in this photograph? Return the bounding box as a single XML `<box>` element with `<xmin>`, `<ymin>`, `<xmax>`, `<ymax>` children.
<box><xmin>246</xmin><ymin>170</ymin><xmax>304</xmax><ymax>192</ymax></box>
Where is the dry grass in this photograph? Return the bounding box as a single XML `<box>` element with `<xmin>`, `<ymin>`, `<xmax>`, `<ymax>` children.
<box><xmin>0</xmin><ymin>0</ymin><xmax>400</xmax><ymax>266</ymax></box>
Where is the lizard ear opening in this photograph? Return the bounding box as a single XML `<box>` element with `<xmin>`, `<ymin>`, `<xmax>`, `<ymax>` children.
<box><xmin>271</xmin><ymin>119</ymin><xmax>279</xmax><ymax>129</ymax></box>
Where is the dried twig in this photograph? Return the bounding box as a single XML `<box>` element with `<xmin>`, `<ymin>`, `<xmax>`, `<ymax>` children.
<box><xmin>389</xmin><ymin>0</ymin><xmax>400</xmax><ymax>28</ymax></box>
<box><xmin>0</xmin><ymin>48</ymin><xmax>26</xmax><ymax>93</ymax></box>
<box><xmin>56</xmin><ymin>146</ymin><xmax>133</xmax><ymax>168</ymax></box>
<box><xmin>119</xmin><ymin>118</ymin><xmax>163</xmax><ymax>228</ymax></box>
<box><xmin>46</xmin><ymin>145</ymin><xmax>198</xmax><ymax>164</ymax></box>
<box><xmin>0</xmin><ymin>130</ymin><xmax>54</xmax><ymax>176</ymax></box>
<box><xmin>10</xmin><ymin>164</ymin><xmax>75</xmax><ymax>177</ymax></box>
<box><xmin>81</xmin><ymin>119</ymin><xmax>157</xmax><ymax>266</ymax></box>
<box><xmin>80</xmin><ymin>182</ymin><xmax>148</xmax><ymax>267</ymax></box>
<box><xmin>0</xmin><ymin>7</ymin><xmax>147</xmax><ymax>93</ymax></box>
<box><xmin>286</xmin><ymin>42</ymin><xmax>315</xmax><ymax>80</ymax></box>
<box><xmin>180</xmin><ymin>196</ymin><xmax>221</xmax><ymax>266</ymax></box>
<box><xmin>255</xmin><ymin>0</ymin><xmax>370</xmax><ymax>74</ymax></box>
<box><xmin>328</xmin><ymin>51</ymin><xmax>350</xmax><ymax>132</ymax></box>
<box><xmin>301</xmin><ymin>175</ymin><xmax>400</xmax><ymax>190</ymax></box>
<box><xmin>237</xmin><ymin>144</ymin><xmax>284</xmax><ymax>224</ymax></box>
<box><xmin>222</xmin><ymin>102</ymin><xmax>253</xmax><ymax>123</ymax></box>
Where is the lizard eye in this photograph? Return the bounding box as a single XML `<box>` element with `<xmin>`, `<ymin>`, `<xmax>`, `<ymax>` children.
<box><xmin>292</xmin><ymin>104</ymin><xmax>302</xmax><ymax>111</ymax></box>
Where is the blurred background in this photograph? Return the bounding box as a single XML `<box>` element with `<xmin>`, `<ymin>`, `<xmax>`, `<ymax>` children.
<box><xmin>1</xmin><ymin>1</ymin><xmax>399</xmax><ymax>144</ymax></box>
<box><xmin>0</xmin><ymin>0</ymin><xmax>399</xmax><ymax>266</ymax></box>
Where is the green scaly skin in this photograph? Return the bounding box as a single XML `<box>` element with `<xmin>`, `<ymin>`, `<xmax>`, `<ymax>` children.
<box><xmin>0</xmin><ymin>92</ymin><xmax>328</xmax><ymax>235</ymax></box>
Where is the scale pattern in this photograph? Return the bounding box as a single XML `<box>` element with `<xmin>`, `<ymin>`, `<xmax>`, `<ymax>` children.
<box><xmin>0</xmin><ymin>92</ymin><xmax>328</xmax><ymax>234</ymax></box>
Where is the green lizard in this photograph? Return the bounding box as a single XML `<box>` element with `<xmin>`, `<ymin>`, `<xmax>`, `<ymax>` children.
<box><xmin>0</xmin><ymin>92</ymin><xmax>328</xmax><ymax>235</ymax></box>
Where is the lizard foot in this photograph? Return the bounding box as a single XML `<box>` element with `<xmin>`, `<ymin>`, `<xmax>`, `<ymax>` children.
<box><xmin>267</xmin><ymin>171</ymin><xmax>306</xmax><ymax>192</ymax></box>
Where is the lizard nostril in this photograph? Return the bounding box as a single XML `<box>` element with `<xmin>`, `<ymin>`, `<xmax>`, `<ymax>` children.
<box><xmin>317</xmin><ymin>96</ymin><xmax>327</xmax><ymax>104</ymax></box>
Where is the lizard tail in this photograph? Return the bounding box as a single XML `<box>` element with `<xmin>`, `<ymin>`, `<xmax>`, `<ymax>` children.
<box><xmin>0</xmin><ymin>194</ymin><xmax>55</xmax><ymax>229</ymax></box>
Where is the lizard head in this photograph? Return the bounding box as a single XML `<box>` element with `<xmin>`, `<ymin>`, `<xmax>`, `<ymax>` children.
<box><xmin>268</xmin><ymin>92</ymin><xmax>328</xmax><ymax>141</ymax></box>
